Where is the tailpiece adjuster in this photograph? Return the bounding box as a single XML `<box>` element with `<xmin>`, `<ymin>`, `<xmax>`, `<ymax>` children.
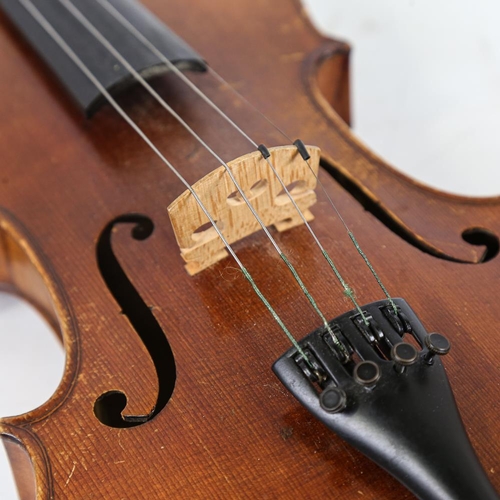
<box><xmin>273</xmin><ymin>298</ymin><xmax>499</xmax><ymax>500</ymax></box>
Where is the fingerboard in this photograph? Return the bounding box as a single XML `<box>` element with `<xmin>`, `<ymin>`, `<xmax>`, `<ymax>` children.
<box><xmin>0</xmin><ymin>0</ymin><xmax>206</xmax><ymax>115</ymax></box>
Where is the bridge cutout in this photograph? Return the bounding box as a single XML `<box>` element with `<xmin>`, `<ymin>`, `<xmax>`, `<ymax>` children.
<box><xmin>168</xmin><ymin>145</ymin><xmax>320</xmax><ymax>275</ymax></box>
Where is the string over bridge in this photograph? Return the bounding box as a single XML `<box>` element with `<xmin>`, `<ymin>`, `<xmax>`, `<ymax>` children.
<box><xmin>167</xmin><ymin>145</ymin><xmax>320</xmax><ymax>275</ymax></box>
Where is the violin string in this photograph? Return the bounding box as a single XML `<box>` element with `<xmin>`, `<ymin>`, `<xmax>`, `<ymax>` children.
<box><xmin>16</xmin><ymin>0</ymin><xmax>313</xmax><ymax>365</ymax></box>
<box><xmin>208</xmin><ymin>68</ymin><xmax>399</xmax><ymax>315</ymax></box>
<box><xmin>56</xmin><ymin>0</ymin><xmax>346</xmax><ymax>347</ymax></box>
<box><xmin>94</xmin><ymin>0</ymin><xmax>368</xmax><ymax>328</ymax></box>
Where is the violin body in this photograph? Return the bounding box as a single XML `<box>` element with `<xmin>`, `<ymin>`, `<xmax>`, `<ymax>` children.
<box><xmin>0</xmin><ymin>0</ymin><xmax>499</xmax><ymax>498</ymax></box>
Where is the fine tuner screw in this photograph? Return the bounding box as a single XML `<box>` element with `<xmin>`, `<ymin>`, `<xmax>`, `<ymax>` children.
<box><xmin>424</xmin><ymin>333</ymin><xmax>451</xmax><ymax>364</ymax></box>
<box><xmin>353</xmin><ymin>360</ymin><xmax>381</xmax><ymax>387</ymax></box>
<box><xmin>391</xmin><ymin>342</ymin><xmax>419</xmax><ymax>374</ymax></box>
<box><xmin>320</xmin><ymin>386</ymin><xmax>347</xmax><ymax>413</ymax></box>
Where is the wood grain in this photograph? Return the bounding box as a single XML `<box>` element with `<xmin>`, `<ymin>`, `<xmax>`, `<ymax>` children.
<box><xmin>0</xmin><ymin>0</ymin><xmax>497</xmax><ymax>499</ymax></box>
<box><xmin>167</xmin><ymin>145</ymin><xmax>319</xmax><ymax>274</ymax></box>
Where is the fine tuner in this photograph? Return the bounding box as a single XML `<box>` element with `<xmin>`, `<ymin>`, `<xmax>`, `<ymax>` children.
<box><xmin>0</xmin><ymin>0</ymin><xmax>498</xmax><ymax>499</ymax></box>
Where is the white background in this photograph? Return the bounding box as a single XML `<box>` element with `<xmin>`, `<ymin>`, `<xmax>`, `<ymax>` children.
<box><xmin>1</xmin><ymin>1</ymin><xmax>499</xmax><ymax>498</ymax></box>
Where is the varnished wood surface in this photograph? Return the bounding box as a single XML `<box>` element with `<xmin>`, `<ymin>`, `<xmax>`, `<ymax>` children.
<box><xmin>0</xmin><ymin>0</ymin><xmax>498</xmax><ymax>498</ymax></box>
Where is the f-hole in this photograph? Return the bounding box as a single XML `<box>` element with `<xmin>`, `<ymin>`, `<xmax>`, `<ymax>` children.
<box><xmin>94</xmin><ymin>214</ymin><xmax>175</xmax><ymax>428</ymax></box>
<box><xmin>462</xmin><ymin>227</ymin><xmax>500</xmax><ymax>263</ymax></box>
<box><xmin>320</xmin><ymin>158</ymin><xmax>500</xmax><ymax>264</ymax></box>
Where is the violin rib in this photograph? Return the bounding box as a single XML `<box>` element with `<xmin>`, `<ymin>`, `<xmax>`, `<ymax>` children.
<box><xmin>0</xmin><ymin>0</ymin><xmax>498</xmax><ymax>498</ymax></box>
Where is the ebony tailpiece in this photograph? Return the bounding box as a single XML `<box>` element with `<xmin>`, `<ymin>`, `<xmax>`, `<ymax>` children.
<box><xmin>273</xmin><ymin>299</ymin><xmax>499</xmax><ymax>500</ymax></box>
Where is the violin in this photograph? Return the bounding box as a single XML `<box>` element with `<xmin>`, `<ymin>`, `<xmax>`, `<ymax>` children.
<box><xmin>0</xmin><ymin>0</ymin><xmax>498</xmax><ymax>498</ymax></box>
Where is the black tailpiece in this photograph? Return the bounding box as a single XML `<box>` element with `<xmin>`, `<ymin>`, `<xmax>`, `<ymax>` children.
<box><xmin>273</xmin><ymin>299</ymin><xmax>498</xmax><ymax>500</ymax></box>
